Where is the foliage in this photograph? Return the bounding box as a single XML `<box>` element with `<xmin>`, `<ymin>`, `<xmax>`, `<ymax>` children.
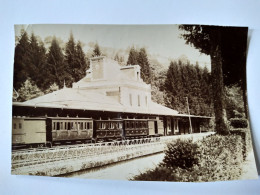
<box><xmin>114</xmin><ymin>53</ymin><xmax>125</xmax><ymax>65</ymax></box>
<box><xmin>179</xmin><ymin>25</ymin><xmax>232</xmax><ymax>134</ymax></box>
<box><xmin>230</xmin><ymin>118</ymin><xmax>248</xmax><ymax>129</ymax></box>
<box><xmin>13</xmin><ymin>30</ymin><xmax>89</xmax><ymax>99</ymax></box>
<box><xmin>17</xmin><ymin>79</ymin><xmax>44</xmax><ymax>101</ymax></box>
<box><xmin>164</xmin><ymin>60</ymin><xmax>213</xmax><ymax>116</ymax></box>
<box><xmin>92</xmin><ymin>42</ymin><xmax>102</xmax><ymax>57</ymax></box>
<box><xmin>126</xmin><ymin>46</ymin><xmax>138</xmax><ymax>65</ymax></box>
<box><xmin>225</xmin><ymin>85</ymin><xmax>245</xmax><ymax>119</ymax></box>
<box><xmin>127</xmin><ymin>47</ymin><xmax>151</xmax><ymax>84</ymax></box>
<box><xmin>162</xmin><ymin>139</ymin><xmax>200</xmax><ymax>169</ymax></box>
<box><xmin>230</xmin><ymin>128</ymin><xmax>252</xmax><ymax>160</ymax></box>
<box><xmin>45</xmin><ymin>82</ymin><xmax>59</xmax><ymax>94</ymax></box>
<box><xmin>133</xmin><ymin>134</ymin><xmax>245</xmax><ymax>182</ymax></box>
<box><xmin>137</xmin><ymin>48</ymin><xmax>151</xmax><ymax>84</ymax></box>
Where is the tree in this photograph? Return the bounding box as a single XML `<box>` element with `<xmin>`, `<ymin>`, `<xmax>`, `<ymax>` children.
<box><xmin>65</xmin><ymin>32</ymin><xmax>76</xmax><ymax>84</ymax></box>
<box><xmin>45</xmin><ymin>82</ymin><xmax>59</xmax><ymax>94</ymax></box>
<box><xmin>92</xmin><ymin>42</ymin><xmax>102</xmax><ymax>57</ymax></box>
<box><xmin>179</xmin><ymin>25</ymin><xmax>248</xmax><ymax>134</ymax></box>
<box><xmin>114</xmin><ymin>53</ymin><xmax>125</xmax><ymax>65</ymax></box>
<box><xmin>17</xmin><ymin>79</ymin><xmax>44</xmax><ymax>102</ymax></box>
<box><xmin>64</xmin><ymin>33</ymin><xmax>88</xmax><ymax>85</ymax></box>
<box><xmin>46</xmin><ymin>37</ymin><xmax>69</xmax><ymax>88</ymax></box>
<box><xmin>28</xmin><ymin>33</ymin><xmax>47</xmax><ymax>90</ymax></box>
<box><xmin>138</xmin><ymin>48</ymin><xmax>151</xmax><ymax>84</ymax></box>
<box><xmin>14</xmin><ymin>29</ymin><xmax>31</xmax><ymax>89</ymax></box>
<box><xmin>74</xmin><ymin>41</ymin><xmax>89</xmax><ymax>81</ymax></box>
<box><xmin>127</xmin><ymin>46</ymin><xmax>138</xmax><ymax>65</ymax></box>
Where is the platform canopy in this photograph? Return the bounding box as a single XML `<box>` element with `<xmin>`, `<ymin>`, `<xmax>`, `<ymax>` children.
<box><xmin>13</xmin><ymin>87</ymin><xmax>180</xmax><ymax>116</ymax></box>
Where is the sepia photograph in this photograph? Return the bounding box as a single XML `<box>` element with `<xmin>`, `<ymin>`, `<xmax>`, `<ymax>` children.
<box><xmin>11</xmin><ymin>24</ymin><xmax>258</xmax><ymax>182</ymax></box>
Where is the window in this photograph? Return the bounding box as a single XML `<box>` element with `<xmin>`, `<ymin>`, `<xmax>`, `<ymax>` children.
<box><xmin>14</xmin><ymin>123</ymin><xmax>16</xmax><ymax>129</ymax></box>
<box><xmin>138</xmin><ymin>95</ymin><xmax>140</xmax><ymax>106</ymax></box>
<box><xmin>89</xmin><ymin>122</ymin><xmax>92</xmax><ymax>129</ymax></box>
<box><xmin>57</xmin><ymin>122</ymin><xmax>60</xmax><ymax>130</ymax></box>
<box><xmin>65</xmin><ymin>122</ymin><xmax>67</xmax><ymax>130</ymax></box>
<box><xmin>129</xmin><ymin>94</ymin><xmax>132</xmax><ymax>106</ymax></box>
<box><xmin>60</xmin><ymin>122</ymin><xmax>63</xmax><ymax>130</ymax></box>
<box><xmin>53</xmin><ymin>122</ymin><xmax>56</xmax><ymax>130</ymax></box>
<box><xmin>19</xmin><ymin>123</ymin><xmax>22</xmax><ymax>129</ymax></box>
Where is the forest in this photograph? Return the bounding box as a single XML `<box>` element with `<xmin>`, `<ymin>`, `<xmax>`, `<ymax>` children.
<box><xmin>13</xmin><ymin>29</ymin><xmax>245</xmax><ymax>120</ymax></box>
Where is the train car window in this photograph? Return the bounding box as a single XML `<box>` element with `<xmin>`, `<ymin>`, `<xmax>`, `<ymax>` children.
<box><xmin>19</xmin><ymin>123</ymin><xmax>22</xmax><ymax>129</ymax></box>
<box><xmin>136</xmin><ymin>122</ymin><xmax>139</xmax><ymax>128</ymax></box>
<box><xmin>60</xmin><ymin>122</ymin><xmax>63</xmax><ymax>130</ymax></box>
<box><xmin>87</xmin><ymin>122</ymin><xmax>90</xmax><ymax>129</ymax></box>
<box><xmin>71</xmin><ymin>122</ymin><xmax>74</xmax><ymax>130</ymax></box>
<box><xmin>89</xmin><ymin>122</ymin><xmax>92</xmax><ymax>129</ymax></box>
<box><xmin>110</xmin><ymin>122</ymin><xmax>115</xmax><ymax>129</ymax></box>
<box><xmin>119</xmin><ymin>122</ymin><xmax>123</xmax><ymax>129</ymax></box>
<box><xmin>13</xmin><ymin>123</ymin><xmax>16</xmax><ymax>129</ymax></box>
<box><xmin>101</xmin><ymin>122</ymin><xmax>106</xmax><ymax>129</ymax></box>
<box><xmin>64</xmin><ymin>122</ymin><xmax>67</xmax><ymax>130</ymax></box>
<box><xmin>80</xmin><ymin>122</ymin><xmax>83</xmax><ymax>130</ymax></box>
<box><xmin>57</xmin><ymin>122</ymin><xmax>60</xmax><ymax>130</ymax></box>
<box><xmin>130</xmin><ymin>121</ymin><xmax>134</xmax><ymax>129</ymax></box>
<box><xmin>53</xmin><ymin>122</ymin><xmax>56</xmax><ymax>130</ymax></box>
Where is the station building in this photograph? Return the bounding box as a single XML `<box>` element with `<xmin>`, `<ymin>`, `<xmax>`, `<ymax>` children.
<box><xmin>13</xmin><ymin>56</ymin><xmax>211</xmax><ymax>136</ymax></box>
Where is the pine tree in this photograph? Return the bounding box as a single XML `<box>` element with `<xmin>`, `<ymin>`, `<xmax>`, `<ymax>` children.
<box><xmin>74</xmin><ymin>41</ymin><xmax>89</xmax><ymax>81</ymax></box>
<box><xmin>17</xmin><ymin>79</ymin><xmax>44</xmax><ymax>102</ymax></box>
<box><xmin>92</xmin><ymin>43</ymin><xmax>102</xmax><ymax>57</ymax></box>
<box><xmin>46</xmin><ymin>37</ymin><xmax>68</xmax><ymax>88</ymax></box>
<box><xmin>65</xmin><ymin>32</ymin><xmax>76</xmax><ymax>83</ymax></box>
<box><xmin>28</xmin><ymin>33</ymin><xmax>47</xmax><ymax>90</ymax></box>
<box><xmin>138</xmin><ymin>48</ymin><xmax>151</xmax><ymax>84</ymax></box>
<box><xmin>127</xmin><ymin>47</ymin><xmax>138</xmax><ymax>65</ymax></box>
<box><xmin>45</xmin><ymin>82</ymin><xmax>59</xmax><ymax>94</ymax></box>
<box><xmin>14</xmin><ymin>29</ymin><xmax>31</xmax><ymax>89</ymax></box>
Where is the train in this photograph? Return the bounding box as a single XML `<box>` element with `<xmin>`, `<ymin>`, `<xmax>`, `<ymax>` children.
<box><xmin>12</xmin><ymin>116</ymin><xmax>164</xmax><ymax>148</ymax></box>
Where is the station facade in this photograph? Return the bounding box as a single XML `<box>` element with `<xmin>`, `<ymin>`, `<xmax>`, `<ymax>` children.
<box><xmin>13</xmin><ymin>56</ymin><xmax>211</xmax><ymax>136</ymax></box>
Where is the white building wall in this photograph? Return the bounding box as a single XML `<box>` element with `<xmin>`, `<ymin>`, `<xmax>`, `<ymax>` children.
<box><xmin>120</xmin><ymin>86</ymin><xmax>151</xmax><ymax>108</ymax></box>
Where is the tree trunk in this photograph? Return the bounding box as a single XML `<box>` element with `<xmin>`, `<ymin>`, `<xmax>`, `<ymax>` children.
<box><xmin>210</xmin><ymin>30</ymin><xmax>229</xmax><ymax>135</ymax></box>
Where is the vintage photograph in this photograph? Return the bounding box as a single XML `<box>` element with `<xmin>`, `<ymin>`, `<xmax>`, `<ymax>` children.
<box><xmin>11</xmin><ymin>24</ymin><xmax>258</xmax><ymax>181</ymax></box>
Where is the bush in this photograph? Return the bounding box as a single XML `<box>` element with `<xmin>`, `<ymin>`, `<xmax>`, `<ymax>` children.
<box><xmin>230</xmin><ymin>118</ymin><xmax>248</xmax><ymax>128</ymax></box>
<box><xmin>230</xmin><ymin>128</ymin><xmax>252</xmax><ymax>160</ymax></box>
<box><xmin>133</xmin><ymin>134</ymin><xmax>245</xmax><ymax>182</ymax></box>
<box><xmin>162</xmin><ymin>139</ymin><xmax>200</xmax><ymax>169</ymax></box>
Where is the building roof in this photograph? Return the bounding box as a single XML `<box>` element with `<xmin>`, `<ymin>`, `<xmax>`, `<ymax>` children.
<box><xmin>13</xmin><ymin>87</ymin><xmax>180</xmax><ymax>116</ymax></box>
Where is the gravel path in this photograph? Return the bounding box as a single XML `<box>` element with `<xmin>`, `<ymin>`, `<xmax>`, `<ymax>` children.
<box><xmin>239</xmin><ymin>150</ymin><xmax>258</xmax><ymax>180</ymax></box>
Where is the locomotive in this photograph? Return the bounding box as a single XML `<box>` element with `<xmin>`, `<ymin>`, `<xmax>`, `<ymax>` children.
<box><xmin>12</xmin><ymin>116</ymin><xmax>163</xmax><ymax>148</ymax></box>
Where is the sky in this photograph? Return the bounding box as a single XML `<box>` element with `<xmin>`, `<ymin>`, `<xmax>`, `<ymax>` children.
<box><xmin>15</xmin><ymin>24</ymin><xmax>211</xmax><ymax>70</ymax></box>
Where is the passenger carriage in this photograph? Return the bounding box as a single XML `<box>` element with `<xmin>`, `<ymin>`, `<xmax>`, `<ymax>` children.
<box><xmin>94</xmin><ymin>119</ymin><xmax>124</xmax><ymax>141</ymax></box>
<box><xmin>46</xmin><ymin>117</ymin><xmax>94</xmax><ymax>144</ymax></box>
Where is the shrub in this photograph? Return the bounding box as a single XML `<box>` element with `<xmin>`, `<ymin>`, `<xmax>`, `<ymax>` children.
<box><xmin>133</xmin><ymin>134</ymin><xmax>245</xmax><ymax>182</ymax></box>
<box><xmin>162</xmin><ymin>139</ymin><xmax>200</xmax><ymax>169</ymax></box>
<box><xmin>132</xmin><ymin>166</ymin><xmax>176</xmax><ymax>181</ymax></box>
<box><xmin>230</xmin><ymin>118</ymin><xmax>248</xmax><ymax>128</ymax></box>
<box><xmin>230</xmin><ymin>128</ymin><xmax>252</xmax><ymax>160</ymax></box>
